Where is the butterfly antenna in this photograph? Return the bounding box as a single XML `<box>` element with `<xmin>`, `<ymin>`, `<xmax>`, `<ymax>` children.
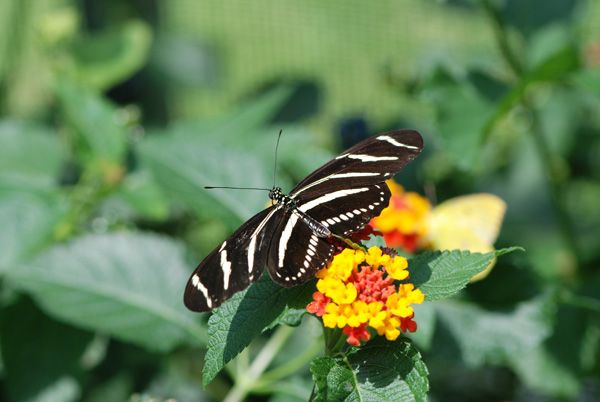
<box><xmin>204</xmin><ymin>186</ymin><xmax>271</xmax><ymax>191</ymax></box>
<box><xmin>273</xmin><ymin>129</ymin><xmax>283</xmax><ymax>189</ymax></box>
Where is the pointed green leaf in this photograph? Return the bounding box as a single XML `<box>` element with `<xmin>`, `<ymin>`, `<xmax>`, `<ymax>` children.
<box><xmin>407</xmin><ymin>247</ymin><xmax>523</xmax><ymax>301</ymax></box>
<box><xmin>173</xmin><ymin>84</ymin><xmax>295</xmax><ymax>147</ymax></box>
<box><xmin>137</xmin><ymin>86</ymin><xmax>296</xmax><ymax>225</ymax></box>
<box><xmin>202</xmin><ymin>275</ymin><xmax>314</xmax><ymax>387</ymax></box>
<box><xmin>6</xmin><ymin>232</ymin><xmax>205</xmax><ymax>352</ymax></box>
<box><xmin>311</xmin><ymin>338</ymin><xmax>429</xmax><ymax>402</ymax></box>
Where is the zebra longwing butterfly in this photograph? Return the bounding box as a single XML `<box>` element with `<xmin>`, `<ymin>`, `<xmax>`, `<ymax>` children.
<box><xmin>184</xmin><ymin>130</ymin><xmax>423</xmax><ymax>312</ymax></box>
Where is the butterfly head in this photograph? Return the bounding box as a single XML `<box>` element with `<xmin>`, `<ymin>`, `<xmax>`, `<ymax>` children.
<box><xmin>269</xmin><ymin>187</ymin><xmax>284</xmax><ymax>203</ymax></box>
<box><xmin>269</xmin><ymin>187</ymin><xmax>296</xmax><ymax>209</ymax></box>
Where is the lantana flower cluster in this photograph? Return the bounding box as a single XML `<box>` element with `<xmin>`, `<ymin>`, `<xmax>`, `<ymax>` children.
<box><xmin>307</xmin><ymin>246</ymin><xmax>424</xmax><ymax>346</ymax></box>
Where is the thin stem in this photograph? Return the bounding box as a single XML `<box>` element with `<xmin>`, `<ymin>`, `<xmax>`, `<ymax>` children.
<box><xmin>526</xmin><ymin>103</ymin><xmax>580</xmax><ymax>262</ymax></box>
<box><xmin>323</xmin><ymin>326</ymin><xmax>345</xmax><ymax>356</ymax></box>
<box><xmin>223</xmin><ymin>325</ymin><xmax>294</xmax><ymax>402</ymax></box>
<box><xmin>480</xmin><ymin>0</ymin><xmax>523</xmax><ymax>77</ymax></box>
<box><xmin>561</xmin><ymin>290</ymin><xmax>600</xmax><ymax>313</ymax></box>
<box><xmin>258</xmin><ymin>337</ymin><xmax>322</xmax><ymax>383</ymax></box>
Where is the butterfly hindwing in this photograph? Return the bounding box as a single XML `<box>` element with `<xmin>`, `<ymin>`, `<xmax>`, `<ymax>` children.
<box><xmin>184</xmin><ymin>206</ymin><xmax>283</xmax><ymax>312</ymax></box>
<box><xmin>267</xmin><ymin>211</ymin><xmax>335</xmax><ymax>287</ymax></box>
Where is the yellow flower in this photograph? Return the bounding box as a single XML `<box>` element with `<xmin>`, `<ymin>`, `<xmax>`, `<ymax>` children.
<box><xmin>366</xmin><ymin>303</ymin><xmax>389</xmax><ymax>331</ymax></box>
<box><xmin>317</xmin><ymin>277</ymin><xmax>357</xmax><ymax>304</ymax></box>
<box><xmin>386</xmin><ymin>256</ymin><xmax>409</xmax><ymax>280</ymax></box>
<box><xmin>346</xmin><ymin>300</ymin><xmax>370</xmax><ymax>327</ymax></box>
<box><xmin>323</xmin><ymin>301</ymin><xmax>369</xmax><ymax>328</ymax></box>
<box><xmin>322</xmin><ymin>303</ymin><xmax>349</xmax><ymax>328</ymax></box>
<box><xmin>386</xmin><ymin>292</ymin><xmax>413</xmax><ymax>318</ymax></box>
<box><xmin>365</xmin><ymin>246</ymin><xmax>391</xmax><ymax>269</ymax></box>
<box><xmin>375</xmin><ymin>315</ymin><xmax>401</xmax><ymax>341</ymax></box>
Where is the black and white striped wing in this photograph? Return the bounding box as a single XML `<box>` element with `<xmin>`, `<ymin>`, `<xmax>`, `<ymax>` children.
<box><xmin>290</xmin><ymin>130</ymin><xmax>423</xmax><ymax>201</ymax></box>
<box><xmin>297</xmin><ymin>183</ymin><xmax>391</xmax><ymax>238</ymax></box>
<box><xmin>184</xmin><ymin>206</ymin><xmax>283</xmax><ymax>312</ymax></box>
<box><xmin>267</xmin><ymin>211</ymin><xmax>335</xmax><ymax>287</ymax></box>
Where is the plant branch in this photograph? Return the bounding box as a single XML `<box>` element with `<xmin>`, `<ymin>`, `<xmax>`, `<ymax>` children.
<box><xmin>480</xmin><ymin>0</ymin><xmax>523</xmax><ymax>77</ymax></box>
<box><xmin>481</xmin><ymin>0</ymin><xmax>581</xmax><ymax>264</ymax></box>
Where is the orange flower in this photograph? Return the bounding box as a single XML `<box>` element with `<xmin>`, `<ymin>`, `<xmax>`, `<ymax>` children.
<box><xmin>370</xmin><ymin>181</ymin><xmax>431</xmax><ymax>252</ymax></box>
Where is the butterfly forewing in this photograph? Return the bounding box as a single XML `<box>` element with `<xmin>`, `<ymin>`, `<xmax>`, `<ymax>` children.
<box><xmin>299</xmin><ymin>183</ymin><xmax>391</xmax><ymax>237</ymax></box>
<box><xmin>290</xmin><ymin>130</ymin><xmax>423</xmax><ymax>200</ymax></box>
<box><xmin>184</xmin><ymin>129</ymin><xmax>423</xmax><ymax>312</ymax></box>
<box><xmin>184</xmin><ymin>206</ymin><xmax>283</xmax><ymax>312</ymax></box>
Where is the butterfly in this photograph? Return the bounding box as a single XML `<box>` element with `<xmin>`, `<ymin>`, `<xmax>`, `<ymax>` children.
<box><xmin>184</xmin><ymin>130</ymin><xmax>423</xmax><ymax>312</ymax></box>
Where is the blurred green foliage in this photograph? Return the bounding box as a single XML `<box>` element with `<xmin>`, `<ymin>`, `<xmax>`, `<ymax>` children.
<box><xmin>1</xmin><ymin>0</ymin><xmax>599</xmax><ymax>401</ymax></box>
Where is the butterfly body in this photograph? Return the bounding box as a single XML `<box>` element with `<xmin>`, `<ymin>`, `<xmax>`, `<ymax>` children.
<box><xmin>184</xmin><ymin>130</ymin><xmax>423</xmax><ymax>312</ymax></box>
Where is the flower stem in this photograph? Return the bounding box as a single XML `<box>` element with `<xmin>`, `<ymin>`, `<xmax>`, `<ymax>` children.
<box><xmin>323</xmin><ymin>326</ymin><xmax>346</xmax><ymax>356</ymax></box>
<box><xmin>223</xmin><ymin>325</ymin><xmax>294</xmax><ymax>402</ymax></box>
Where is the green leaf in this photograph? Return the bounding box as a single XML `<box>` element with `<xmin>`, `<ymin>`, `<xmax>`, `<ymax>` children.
<box><xmin>168</xmin><ymin>84</ymin><xmax>295</xmax><ymax>148</ymax></box>
<box><xmin>139</xmin><ymin>137</ymin><xmax>270</xmax><ymax>225</ymax></box>
<box><xmin>311</xmin><ymin>337</ymin><xmax>429</xmax><ymax>402</ymax></box>
<box><xmin>54</xmin><ymin>79</ymin><xmax>128</xmax><ymax>163</ymax></box>
<box><xmin>0</xmin><ymin>299</ymin><xmax>92</xmax><ymax>402</ymax></box>
<box><xmin>0</xmin><ymin>120</ymin><xmax>65</xmax><ymax>192</ymax></box>
<box><xmin>0</xmin><ymin>193</ymin><xmax>65</xmax><ymax>269</ymax></box>
<box><xmin>526</xmin><ymin>44</ymin><xmax>580</xmax><ymax>83</ymax></box>
<box><xmin>433</xmin><ymin>292</ymin><xmax>554</xmax><ymax>367</ymax></box>
<box><xmin>419</xmin><ymin>68</ymin><xmax>496</xmax><ymax>170</ymax></box>
<box><xmin>6</xmin><ymin>232</ymin><xmax>205</xmax><ymax>352</ymax></box>
<box><xmin>111</xmin><ymin>171</ymin><xmax>170</xmax><ymax>221</ymax></box>
<box><xmin>202</xmin><ymin>274</ymin><xmax>315</xmax><ymax>387</ymax></box>
<box><xmin>406</xmin><ymin>302</ymin><xmax>436</xmax><ymax>351</ymax></box>
<box><xmin>509</xmin><ymin>304</ymin><xmax>598</xmax><ymax>399</ymax></box>
<box><xmin>407</xmin><ymin>247</ymin><xmax>523</xmax><ymax>302</ymax></box>
<box><xmin>571</xmin><ymin>68</ymin><xmax>600</xmax><ymax>100</ymax></box>
<box><xmin>71</xmin><ymin>20</ymin><xmax>153</xmax><ymax>91</ymax></box>
<box><xmin>500</xmin><ymin>0</ymin><xmax>577</xmax><ymax>37</ymax></box>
